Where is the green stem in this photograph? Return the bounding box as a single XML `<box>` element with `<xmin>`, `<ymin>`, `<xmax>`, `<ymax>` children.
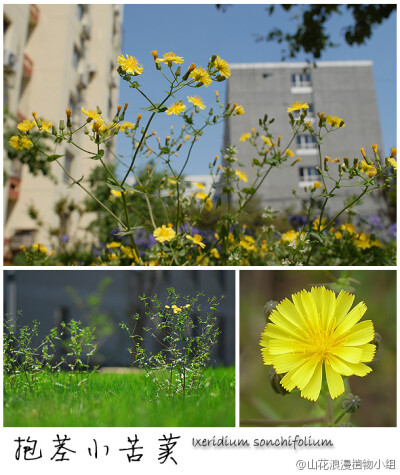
<box><xmin>55</xmin><ymin>160</ymin><xmax>128</xmax><ymax>231</ymax></box>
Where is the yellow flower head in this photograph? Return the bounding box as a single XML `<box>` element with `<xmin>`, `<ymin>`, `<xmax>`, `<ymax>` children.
<box><xmin>187</xmin><ymin>95</ymin><xmax>206</xmax><ymax>110</ymax></box>
<box><xmin>239</xmin><ymin>132</ymin><xmax>252</xmax><ymax>142</ymax></box>
<box><xmin>387</xmin><ymin>157</ymin><xmax>397</xmax><ymax>171</ymax></box>
<box><xmin>232</xmin><ymin>104</ymin><xmax>245</xmax><ymax>115</ymax></box>
<box><xmin>260</xmin><ymin>286</ymin><xmax>376</xmax><ymax>401</ymax></box>
<box><xmin>166</xmin><ymin>100</ymin><xmax>186</xmax><ymax>116</ymax></box>
<box><xmin>326</xmin><ymin>115</ymin><xmax>345</xmax><ymax>128</ymax></box>
<box><xmin>119</xmin><ymin>121</ymin><xmax>135</xmax><ymax>132</ymax></box>
<box><xmin>360</xmin><ymin>161</ymin><xmax>377</xmax><ymax>178</ymax></box>
<box><xmin>17</xmin><ymin>120</ymin><xmax>35</xmax><ymax>132</ymax></box>
<box><xmin>313</xmin><ymin>180</ymin><xmax>323</xmax><ymax>189</ymax></box>
<box><xmin>285</xmin><ymin>148</ymin><xmax>295</xmax><ymax>157</ymax></box>
<box><xmin>390</xmin><ymin>148</ymin><xmax>397</xmax><ymax>158</ymax></box>
<box><xmin>106</xmin><ymin>242</ymin><xmax>121</xmax><ymax>249</ymax></box>
<box><xmin>195</xmin><ymin>192</ymin><xmax>207</xmax><ymax>200</ymax></box>
<box><xmin>287</xmin><ymin>101</ymin><xmax>309</xmax><ymax>113</ymax></box>
<box><xmin>212</xmin><ymin>55</ymin><xmax>231</xmax><ymax>78</ymax></box>
<box><xmin>210</xmin><ymin>248</ymin><xmax>220</xmax><ymax>259</ymax></box>
<box><xmin>153</xmin><ymin>225</ymin><xmax>176</xmax><ymax>243</ymax></box>
<box><xmin>205</xmin><ymin>197</ymin><xmax>213</xmax><ymax>211</ymax></box>
<box><xmin>193</xmin><ymin>182</ymin><xmax>206</xmax><ymax>190</ymax></box>
<box><xmin>9</xmin><ymin>135</ymin><xmax>34</xmax><ymax>150</ymax></box>
<box><xmin>81</xmin><ymin>107</ymin><xmax>103</xmax><ymax>123</ymax></box>
<box><xmin>156</xmin><ymin>52</ymin><xmax>184</xmax><ymax>67</ymax></box>
<box><xmin>40</xmin><ymin>120</ymin><xmax>53</xmax><ymax>133</ymax></box>
<box><xmin>186</xmin><ymin>234</ymin><xmax>206</xmax><ymax>249</ymax></box>
<box><xmin>261</xmin><ymin>136</ymin><xmax>272</xmax><ymax>146</ymax></box>
<box><xmin>280</xmin><ymin>229</ymin><xmax>299</xmax><ymax>244</ymax></box>
<box><xmin>235</xmin><ymin>169</ymin><xmax>248</xmax><ymax>182</ymax></box>
<box><xmin>117</xmin><ymin>54</ymin><xmax>143</xmax><ymax>75</ymax></box>
<box><xmin>189</xmin><ymin>67</ymin><xmax>212</xmax><ymax>87</ymax></box>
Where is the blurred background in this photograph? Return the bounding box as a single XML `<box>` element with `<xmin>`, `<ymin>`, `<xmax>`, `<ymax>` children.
<box><xmin>4</xmin><ymin>269</ymin><xmax>235</xmax><ymax>367</ymax></box>
<box><xmin>240</xmin><ymin>270</ymin><xmax>396</xmax><ymax>426</ymax></box>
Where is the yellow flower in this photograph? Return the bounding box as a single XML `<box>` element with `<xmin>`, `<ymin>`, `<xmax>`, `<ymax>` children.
<box><xmin>240</xmin><ymin>235</ymin><xmax>257</xmax><ymax>252</ymax></box>
<box><xmin>212</xmin><ymin>55</ymin><xmax>230</xmax><ymax>78</ymax></box>
<box><xmin>205</xmin><ymin>197</ymin><xmax>213</xmax><ymax>211</ymax></box>
<box><xmin>312</xmin><ymin>217</ymin><xmax>327</xmax><ymax>230</ymax></box>
<box><xmin>81</xmin><ymin>107</ymin><xmax>103</xmax><ymax>123</ymax></box>
<box><xmin>360</xmin><ymin>161</ymin><xmax>377</xmax><ymax>178</ymax></box>
<box><xmin>195</xmin><ymin>191</ymin><xmax>207</xmax><ymax>200</ymax></box>
<box><xmin>40</xmin><ymin>120</ymin><xmax>53</xmax><ymax>133</ymax></box>
<box><xmin>17</xmin><ymin>120</ymin><xmax>35</xmax><ymax>132</ymax></box>
<box><xmin>187</xmin><ymin>95</ymin><xmax>205</xmax><ymax>110</ymax></box>
<box><xmin>261</xmin><ymin>136</ymin><xmax>272</xmax><ymax>146</ymax></box>
<box><xmin>19</xmin><ymin>245</ymin><xmax>26</xmax><ymax>252</ymax></box>
<box><xmin>353</xmin><ymin>232</ymin><xmax>372</xmax><ymax>250</ymax></box>
<box><xmin>9</xmin><ymin>136</ymin><xmax>23</xmax><ymax>150</ymax></box>
<box><xmin>285</xmin><ymin>148</ymin><xmax>295</xmax><ymax>157</ymax></box>
<box><xmin>117</xmin><ymin>53</ymin><xmax>143</xmax><ymax>75</ymax></box>
<box><xmin>280</xmin><ymin>229</ymin><xmax>299</xmax><ymax>244</ymax></box>
<box><xmin>340</xmin><ymin>223</ymin><xmax>356</xmax><ymax>235</ymax></box>
<box><xmin>239</xmin><ymin>132</ymin><xmax>252</xmax><ymax>142</ymax></box>
<box><xmin>156</xmin><ymin>52</ymin><xmax>184</xmax><ymax>67</ymax></box>
<box><xmin>326</xmin><ymin>115</ymin><xmax>345</xmax><ymax>128</ymax></box>
<box><xmin>235</xmin><ymin>170</ymin><xmax>248</xmax><ymax>182</ymax></box>
<box><xmin>186</xmin><ymin>234</ymin><xmax>206</xmax><ymax>249</ymax></box>
<box><xmin>110</xmin><ymin>189</ymin><xmax>122</xmax><ymax>198</ymax></box>
<box><xmin>334</xmin><ymin>232</ymin><xmax>342</xmax><ymax>240</ymax></box>
<box><xmin>32</xmin><ymin>243</ymin><xmax>48</xmax><ymax>254</ymax></box>
<box><xmin>313</xmin><ymin>180</ymin><xmax>323</xmax><ymax>189</ymax></box>
<box><xmin>119</xmin><ymin>121</ymin><xmax>135</xmax><ymax>132</ymax></box>
<box><xmin>106</xmin><ymin>242</ymin><xmax>121</xmax><ymax>249</ymax></box>
<box><xmin>387</xmin><ymin>157</ymin><xmax>397</xmax><ymax>171</ymax></box>
<box><xmin>371</xmin><ymin>144</ymin><xmax>378</xmax><ymax>153</ymax></box>
<box><xmin>287</xmin><ymin>101</ymin><xmax>309</xmax><ymax>113</ymax></box>
<box><xmin>210</xmin><ymin>248</ymin><xmax>220</xmax><ymax>259</ymax></box>
<box><xmin>20</xmin><ymin>136</ymin><xmax>33</xmax><ymax>149</ymax></box>
<box><xmin>166</xmin><ymin>100</ymin><xmax>186</xmax><ymax>116</ymax></box>
<box><xmin>390</xmin><ymin>148</ymin><xmax>397</xmax><ymax>158</ymax></box>
<box><xmin>233</xmin><ymin>104</ymin><xmax>245</xmax><ymax>115</ymax></box>
<box><xmin>153</xmin><ymin>225</ymin><xmax>176</xmax><ymax>243</ymax></box>
<box><xmin>260</xmin><ymin>286</ymin><xmax>375</xmax><ymax>401</ymax></box>
<box><xmin>193</xmin><ymin>182</ymin><xmax>206</xmax><ymax>190</ymax></box>
<box><xmin>189</xmin><ymin>67</ymin><xmax>212</xmax><ymax>87</ymax></box>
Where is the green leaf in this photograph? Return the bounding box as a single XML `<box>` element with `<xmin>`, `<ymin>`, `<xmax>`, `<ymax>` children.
<box><xmin>142</xmin><ymin>103</ymin><xmax>168</xmax><ymax>113</ymax></box>
<box><xmin>47</xmin><ymin>154</ymin><xmax>64</xmax><ymax>162</ymax></box>
<box><xmin>106</xmin><ymin>180</ymin><xmax>135</xmax><ymax>192</ymax></box>
<box><xmin>91</xmin><ymin>149</ymin><xmax>105</xmax><ymax>160</ymax></box>
<box><xmin>252</xmin><ymin>158</ymin><xmax>262</xmax><ymax>166</ymax></box>
<box><xmin>242</xmin><ymin>187</ymin><xmax>256</xmax><ymax>195</ymax></box>
<box><xmin>309</xmin><ymin>231</ymin><xmax>324</xmax><ymax>243</ymax></box>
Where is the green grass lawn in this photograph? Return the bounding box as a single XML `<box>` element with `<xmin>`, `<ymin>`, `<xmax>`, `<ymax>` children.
<box><xmin>4</xmin><ymin>366</ymin><xmax>235</xmax><ymax>427</ymax></box>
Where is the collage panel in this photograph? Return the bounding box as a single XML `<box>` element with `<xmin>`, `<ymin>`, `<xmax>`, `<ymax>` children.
<box><xmin>3</xmin><ymin>269</ymin><xmax>235</xmax><ymax>427</ymax></box>
<box><xmin>240</xmin><ymin>269</ymin><xmax>396</xmax><ymax>427</ymax></box>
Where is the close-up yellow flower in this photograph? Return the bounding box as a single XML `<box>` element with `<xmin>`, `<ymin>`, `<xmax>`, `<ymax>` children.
<box><xmin>119</xmin><ymin>121</ymin><xmax>135</xmax><ymax>132</ymax></box>
<box><xmin>17</xmin><ymin>120</ymin><xmax>35</xmax><ymax>132</ymax></box>
<box><xmin>195</xmin><ymin>191</ymin><xmax>207</xmax><ymax>200</ymax></box>
<box><xmin>156</xmin><ymin>51</ymin><xmax>184</xmax><ymax>67</ymax></box>
<box><xmin>387</xmin><ymin>157</ymin><xmax>397</xmax><ymax>171</ymax></box>
<box><xmin>189</xmin><ymin>67</ymin><xmax>212</xmax><ymax>87</ymax></box>
<box><xmin>193</xmin><ymin>182</ymin><xmax>206</xmax><ymax>190</ymax></box>
<box><xmin>153</xmin><ymin>225</ymin><xmax>176</xmax><ymax>243</ymax></box>
<box><xmin>117</xmin><ymin>53</ymin><xmax>143</xmax><ymax>75</ymax></box>
<box><xmin>166</xmin><ymin>100</ymin><xmax>186</xmax><ymax>116</ymax></box>
<box><xmin>40</xmin><ymin>120</ymin><xmax>53</xmax><ymax>133</ymax></box>
<box><xmin>212</xmin><ymin>55</ymin><xmax>231</xmax><ymax>78</ymax></box>
<box><xmin>232</xmin><ymin>104</ymin><xmax>245</xmax><ymax>115</ymax></box>
<box><xmin>261</xmin><ymin>135</ymin><xmax>272</xmax><ymax>146</ymax></box>
<box><xmin>81</xmin><ymin>107</ymin><xmax>103</xmax><ymax>123</ymax></box>
<box><xmin>260</xmin><ymin>286</ymin><xmax>376</xmax><ymax>401</ymax></box>
<box><xmin>235</xmin><ymin>169</ymin><xmax>248</xmax><ymax>182</ymax></box>
<box><xmin>9</xmin><ymin>136</ymin><xmax>23</xmax><ymax>150</ymax></box>
<box><xmin>326</xmin><ymin>115</ymin><xmax>345</xmax><ymax>128</ymax></box>
<box><xmin>187</xmin><ymin>95</ymin><xmax>206</xmax><ymax>110</ymax></box>
<box><xmin>186</xmin><ymin>234</ymin><xmax>206</xmax><ymax>249</ymax></box>
<box><xmin>287</xmin><ymin>101</ymin><xmax>309</xmax><ymax>113</ymax></box>
<box><xmin>239</xmin><ymin>132</ymin><xmax>252</xmax><ymax>142</ymax></box>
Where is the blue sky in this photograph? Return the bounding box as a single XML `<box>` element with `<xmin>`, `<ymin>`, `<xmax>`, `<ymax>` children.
<box><xmin>116</xmin><ymin>4</ymin><xmax>396</xmax><ymax>176</ymax></box>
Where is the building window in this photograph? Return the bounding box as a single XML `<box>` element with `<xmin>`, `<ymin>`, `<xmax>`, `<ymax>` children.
<box><xmin>299</xmin><ymin>166</ymin><xmax>320</xmax><ymax>183</ymax></box>
<box><xmin>64</xmin><ymin>152</ymin><xmax>74</xmax><ymax>184</ymax></box>
<box><xmin>291</xmin><ymin>72</ymin><xmax>312</xmax><ymax>88</ymax></box>
<box><xmin>296</xmin><ymin>134</ymin><xmax>317</xmax><ymax>150</ymax></box>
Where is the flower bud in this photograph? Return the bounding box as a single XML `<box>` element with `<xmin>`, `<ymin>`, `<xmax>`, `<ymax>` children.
<box><xmin>137</xmin><ymin>114</ymin><xmax>142</xmax><ymax>122</ymax></box>
<box><xmin>59</xmin><ymin>120</ymin><xmax>65</xmax><ymax>131</ymax></box>
<box><xmin>151</xmin><ymin>50</ymin><xmax>158</xmax><ymax>61</ymax></box>
<box><xmin>175</xmin><ymin>65</ymin><xmax>181</xmax><ymax>77</ymax></box>
<box><xmin>342</xmin><ymin>393</ymin><xmax>362</xmax><ymax>414</ymax></box>
<box><xmin>96</xmin><ymin>106</ymin><xmax>102</xmax><ymax>115</ymax></box>
<box><xmin>269</xmin><ymin>368</ymin><xmax>289</xmax><ymax>396</ymax></box>
<box><xmin>372</xmin><ymin>332</ymin><xmax>381</xmax><ymax>353</ymax></box>
<box><xmin>264</xmin><ymin>300</ymin><xmax>278</xmax><ymax>319</ymax></box>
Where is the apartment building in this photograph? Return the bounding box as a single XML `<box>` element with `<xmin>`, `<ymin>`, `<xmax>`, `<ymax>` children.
<box><xmin>3</xmin><ymin>4</ymin><xmax>123</xmax><ymax>259</ymax></box>
<box><xmin>224</xmin><ymin>61</ymin><xmax>385</xmax><ymax>217</ymax></box>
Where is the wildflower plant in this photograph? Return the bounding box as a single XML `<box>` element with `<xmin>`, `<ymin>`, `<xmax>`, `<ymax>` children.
<box><xmin>120</xmin><ymin>288</ymin><xmax>222</xmax><ymax>398</ymax></box>
<box><xmin>259</xmin><ymin>283</ymin><xmax>379</xmax><ymax>426</ymax></box>
<box><xmin>3</xmin><ymin>315</ymin><xmax>98</xmax><ymax>395</ymax></box>
<box><xmin>11</xmin><ymin>51</ymin><xmax>396</xmax><ymax>266</ymax></box>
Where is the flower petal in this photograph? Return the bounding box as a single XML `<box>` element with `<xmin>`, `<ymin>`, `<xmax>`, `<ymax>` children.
<box><xmin>334</xmin><ymin>302</ymin><xmax>367</xmax><ymax>336</ymax></box>
<box><xmin>300</xmin><ymin>360</ymin><xmax>323</xmax><ymax>401</ymax></box>
<box><xmin>333</xmin><ymin>290</ymin><xmax>355</xmax><ymax>326</ymax></box>
<box><xmin>272</xmin><ymin>353</ymin><xmax>306</xmax><ymax>374</ymax></box>
<box><xmin>325</xmin><ymin>361</ymin><xmax>345</xmax><ymax>399</ymax></box>
<box><xmin>331</xmin><ymin>346</ymin><xmax>363</xmax><ymax>363</ymax></box>
<box><xmin>341</xmin><ymin>320</ymin><xmax>375</xmax><ymax>346</ymax></box>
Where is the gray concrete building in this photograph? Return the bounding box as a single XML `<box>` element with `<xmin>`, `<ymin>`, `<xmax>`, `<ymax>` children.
<box><xmin>224</xmin><ymin>60</ymin><xmax>385</xmax><ymax>218</ymax></box>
